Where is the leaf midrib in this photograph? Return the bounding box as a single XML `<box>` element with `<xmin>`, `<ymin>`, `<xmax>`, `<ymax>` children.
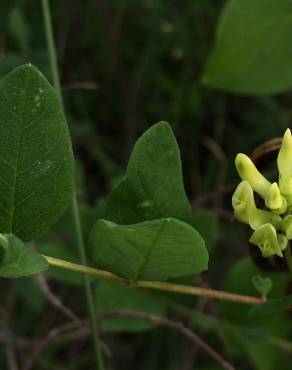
<box><xmin>133</xmin><ymin>219</ymin><xmax>167</xmax><ymax>281</ymax></box>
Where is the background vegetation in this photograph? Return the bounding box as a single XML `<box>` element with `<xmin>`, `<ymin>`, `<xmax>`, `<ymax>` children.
<box><xmin>1</xmin><ymin>0</ymin><xmax>292</xmax><ymax>369</ymax></box>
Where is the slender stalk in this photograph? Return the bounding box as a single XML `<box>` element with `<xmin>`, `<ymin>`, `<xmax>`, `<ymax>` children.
<box><xmin>43</xmin><ymin>255</ymin><xmax>264</xmax><ymax>305</ymax></box>
<box><xmin>41</xmin><ymin>1</ymin><xmax>104</xmax><ymax>368</ymax></box>
<box><xmin>41</xmin><ymin>0</ymin><xmax>62</xmax><ymax>100</ymax></box>
<box><xmin>284</xmin><ymin>243</ymin><xmax>292</xmax><ymax>272</ymax></box>
<box><xmin>71</xmin><ymin>196</ymin><xmax>104</xmax><ymax>369</ymax></box>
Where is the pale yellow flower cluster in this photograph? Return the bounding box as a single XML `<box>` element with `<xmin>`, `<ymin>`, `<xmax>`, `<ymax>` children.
<box><xmin>232</xmin><ymin>129</ymin><xmax>292</xmax><ymax>258</ymax></box>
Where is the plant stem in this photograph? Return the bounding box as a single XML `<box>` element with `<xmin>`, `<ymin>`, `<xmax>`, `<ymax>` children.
<box><xmin>43</xmin><ymin>255</ymin><xmax>264</xmax><ymax>305</ymax></box>
<box><xmin>284</xmin><ymin>243</ymin><xmax>292</xmax><ymax>272</ymax></box>
<box><xmin>71</xmin><ymin>196</ymin><xmax>104</xmax><ymax>369</ymax></box>
<box><xmin>41</xmin><ymin>0</ymin><xmax>62</xmax><ymax>100</ymax></box>
<box><xmin>41</xmin><ymin>1</ymin><xmax>104</xmax><ymax>369</ymax></box>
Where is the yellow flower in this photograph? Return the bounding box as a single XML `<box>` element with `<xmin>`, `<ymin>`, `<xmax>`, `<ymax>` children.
<box><xmin>232</xmin><ymin>181</ymin><xmax>255</xmax><ymax>224</ymax></box>
<box><xmin>232</xmin><ymin>181</ymin><xmax>281</xmax><ymax>230</ymax></box>
<box><xmin>278</xmin><ymin>128</ymin><xmax>292</xmax><ymax>198</ymax></box>
<box><xmin>233</xmin><ymin>129</ymin><xmax>292</xmax><ymax>259</ymax></box>
<box><xmin>281</xmin><ymin>215</ymin><xmax>292</xmax><ymax>240</ymax></box>
<box><xmin>265</xmin><ymin>183</ymin><xmax>287</xmax><ymax>213</ymax></box>
<box><xmin>235</xmin><ymin>153</ymin><xmax>271</xmax><ymax>199</ymax></box>
<box><xmin>249</xmin><ymin>224</ymin><xmax>287</xmax><ymax>258</ymax></box>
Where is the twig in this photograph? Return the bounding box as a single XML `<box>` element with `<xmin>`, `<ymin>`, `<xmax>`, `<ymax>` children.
<box><xmin>36</xmin><ymin>272</ymin><xmax>80</xmax><ymax>322</ymax></box>
<box><xmin>194</xmin><ymin>207</ymin><xmax>234</xmax><ymax>221</ymax></box>
<box><xmin>19</xmin><ymin>309</ymin><xmax>234</xmax><ymax>370</ymax></box>
<box><xmin>202</xmin><ymin>136</ymin><xmax>227</xmax><ymax>166</ymax></box>
<box><xmin>0</xmin><ymin>307</ymin><xmax>19</xmax><ymax>370</ymax></box>
<box><xmin>21</xmin><ymin>321</ymin><xmax>81</xmax><ymax>370</ymax></box>
<box><xmin>104</xmin><ymin>309</ymin><xmax>235</xmax><ymax>370</ymax></box>
<box><xmin>251</xmin><ymin>138</ymin><xmax>281</xmax><ymax>164</ymax></box>
<box><xmin>21</xmin><ymin>316</ymin><xmax>112</xmax><ymax>370</ymax></box>
<box><xmin>192</xmin><ymin>184</ymin><xmax>235</xmax><ymax>208</ymax></box>
<box><xmin>43</xmin><ymin>255</ymin><xmax>264</xmax><ymax>305</ymax></box>
<box><xmin>62</xmin><ymin>81</ymin><xmax>99</xmax><ymax>92</ymax></box>
<box><xmin>6</xmin><ymin>344</ymin><xmax>19</xmax><ymax>370</ymax></box>
<box><xmin>0</xmin><ymin>333</ymin><xmax>35</xmax><ymax>349</ymax></box>
<box><xmin>5</xmin><ymin>311</ymin><xmax>290</xmax><ymax>370</ymax></box>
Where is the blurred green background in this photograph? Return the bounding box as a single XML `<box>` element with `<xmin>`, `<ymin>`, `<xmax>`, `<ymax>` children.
<box><xmin>1</xmin><ymin>0</ymin><xmax>292</xmax><ymax>369</ymax></box>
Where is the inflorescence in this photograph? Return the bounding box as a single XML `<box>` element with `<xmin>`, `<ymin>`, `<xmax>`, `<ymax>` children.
<box><xmin>232</xmin><ymin>129</ymin><xmax>292</xmax><ymax>258</ymax></box>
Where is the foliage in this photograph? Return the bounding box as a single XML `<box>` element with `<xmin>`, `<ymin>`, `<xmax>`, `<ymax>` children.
<box><xmin>203</xmin><ymin>0</ymin><xmax>292</xmax><ymax>94</ymax></box>
<box><xmin>90</xmin><ymin>217</ymin><xmax>208</xmax><ymax>281</ymax></box>
<box><xmin>106</xmin><ymin>122</ymin><xmax>192</xmax><ymax>224</ymax></box>
<box><xmin>0</xmin><ymin>233</ymin><xmax>48</xmax><ymax>277</ymax></box>
<box><xmin>0</xmin><ymin>64</ymin><xmax>74</xmax><ymax>241</ymax></box>
<box><xmin>2</xmin><ymin>1</ymin><xmax>292</xmax><ymax>370</ymax></box>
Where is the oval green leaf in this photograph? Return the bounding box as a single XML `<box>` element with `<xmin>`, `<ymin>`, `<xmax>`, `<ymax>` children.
<box><xmin>89</xmin><ymin>218</ymin><xmax>208</xmax><ymax>281</ymax></box>
<box><xmin>106</xmin><ymin>122</ymin><xmax>192</xmax><ymax>224</ymax></box>
<box><xmin>0</xmin><ymin>65</ymin><xmax>74</xmax><ymax>241</ymax></box>
<box><xmin>203</xmin><ymin>0</ymin><xmax>292</xmax><ymax>94</ymax></box>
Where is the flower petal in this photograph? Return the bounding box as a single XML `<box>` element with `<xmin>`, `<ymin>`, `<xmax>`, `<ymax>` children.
<box><xmin>235</xmin><ymin>153</ymin><xmax>271</xmax><ymax>199</ymax></box>
<box><xmin>249</xmin><ymin>223</ymin><xmax>284</xmax><ymax>258</ymax></box>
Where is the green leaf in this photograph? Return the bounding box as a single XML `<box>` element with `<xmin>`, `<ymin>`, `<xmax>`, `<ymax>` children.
<box><xmin>249</xmin><ymin>294</ymin><xmax>292</xmax><ymax>316</ymax></box>
<box><xmin>106</xmin><ymin>122</ymin><xmax>192</xmax><ymax>224</ymax></box>
<box><xmin>252</xmin><ymin>275</ymin><xmax>273</xmax><ymax>298</ymax></box>
<box><xmin>0</xmin><ymin>233</ymin><xmax>48</xmax><ymax>278</ymax></box>
<box><xmin>96</xmin><ymin>280</ymin><xmax>166</xmax><ymax>332</ymax></box>
<box><xmin>89</xmin><ymin>218</ymin><xmax>208</xmax><ymax>281</ymax></box>
<box><xmin>203</xmin><ymin>0</ymin><xmax>292</xmax><ymax>94</ymax></box>
<box><xmin>0</xmin><ymin>65</ymin><xmax>74</xmax><ymax>241</ymax></box>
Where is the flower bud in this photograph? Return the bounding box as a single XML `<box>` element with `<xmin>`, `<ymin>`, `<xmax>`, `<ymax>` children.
<box><xmin>249</xmin><ymin>224</ymin><xmax>286</xmax><ymax>258</ymax></box>
<box><xmin>277</xmin><ymin>128</ymin><xmax>292</xmax><ymax>195</ymax></box>
<box><xmin>265</xmin><ymin>182</ymin><xmax>287</xmax><ymax>213</ymax></box>
<box><xmin>235</xmin><ymin>153</ymin><xmax>271</xmax><ymax>199</ymax></box>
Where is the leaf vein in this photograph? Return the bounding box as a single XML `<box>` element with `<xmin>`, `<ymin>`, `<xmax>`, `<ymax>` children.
<box><xmin>0</xmin><ymin>122</ymin><xmax>18</xmax><ymax>140</ymax></box>
<box><xmin>13</xmin><ymin>153</ymin><xmax>65</xmax><ymax>210</ymax></box>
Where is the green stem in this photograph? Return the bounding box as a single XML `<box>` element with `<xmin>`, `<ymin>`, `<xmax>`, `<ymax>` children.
<box><xmin>41</xmin><ymin>1</ymin><xmax>104</xmax><ymax>369</ymax></box>
<box><xmin>284</xmin><ymin>243</ymin><xmax>292</xmax><ymax>272</ymax></box>
<box><xmin>71</xmin><ymin>195</ymin><xmax>104</xmax><ymax>369</ymax></box>
<box><xmin>43</xmin><ymin>255</ymin><xmax>264</xmax><ymax>306</ymax></box>
<box><xmin>41</xmin><ymin>0</ymin><xmax>62</xmax><ymax>100</ymax></box>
